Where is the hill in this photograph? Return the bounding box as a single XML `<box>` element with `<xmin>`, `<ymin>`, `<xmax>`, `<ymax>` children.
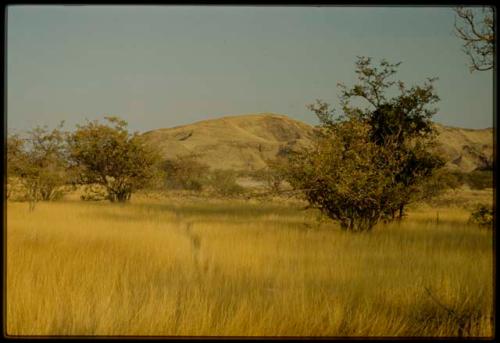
<box><xmin>433</xmin><ymin>124</ymin><xmax>493</xmax><ymax>172</ymax></box>
<box><xmin>142</xmin><ymin>113</ymin><xmax>493</xmax><ymax>173</ymax></box>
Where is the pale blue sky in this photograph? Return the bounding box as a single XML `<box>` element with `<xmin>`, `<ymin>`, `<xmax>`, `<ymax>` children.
<box><xmin>7</xmin><ymin>5</ymin><xmax>494</xmax><ymax>133</ymax></box>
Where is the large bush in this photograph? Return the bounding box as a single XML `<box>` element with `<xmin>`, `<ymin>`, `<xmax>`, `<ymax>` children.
<box><xmin>287</xmin><ymin>117</ymin><xmax>397</xmax><ymax>231</ymax></box>
<box><xmin>67</xmin><ymin>116</ymin><xmax>161</xmax><ymax>202</ymax></box>
<box><xmin>284</xmin><ymin>57</ymin><xmax>444</xmax><ymax>231</ymax></box>
<box><xmin>7</xmin><ymin>123</ymin><xmax>70</xmax><ymax>209</ymax></box>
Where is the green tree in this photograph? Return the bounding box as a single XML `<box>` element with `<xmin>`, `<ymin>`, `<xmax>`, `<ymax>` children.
<box><xmin>286</xmin><ymin>57</ymin><xmax>445</xmax><ymax>231</ymax></box>
<box><xmin>6</xmin><ymin>123</ymin><xmax>69</xmax><ymax>210</ymax></box>
<box><xmin>419</xmin><ymin>168</ymin><xmax>462</xmax><ymax>202</ymax></box>
<box><xmin>6</xmin><ymin>133</ymin><xmax>28</xmax><ymax>201</ymax></box>
<box><xmin>286</xmin><ymin>116</ymin><xmax>396</xmax><ymax>231</ymax></box>
<box><xmin>67</xmin><ymin>116</ymin><xmax>161</xmax><ymax>202</ymax></box>
<box><xmin>6</xmin><ymin>133</ymin><xmax>25</xmax><ymax>179</ymax></box>
<box><xmin>335</xmin><ymin>56</ymin><xmax>445</xmax><ymax>220</ymax></box>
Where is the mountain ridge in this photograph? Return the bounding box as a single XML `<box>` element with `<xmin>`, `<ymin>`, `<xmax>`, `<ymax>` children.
<box><xmin>141</xmin><ymin>113</ymin><xmax>493</xmax><ymax>173</ymax></box>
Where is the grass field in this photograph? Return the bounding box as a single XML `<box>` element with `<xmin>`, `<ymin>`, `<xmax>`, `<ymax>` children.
<box><xmin>5</xmin><ymin>191</ymin><xmax>494</xmax><ymax>337</ymax></box>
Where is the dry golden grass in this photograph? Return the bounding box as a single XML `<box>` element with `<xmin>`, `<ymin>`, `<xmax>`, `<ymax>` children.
<box><xmin>6</xmin><ymin>193</ymin><xmax>494</xmax><ymax>337</ymax></box>
<box><xmin>423</xmin><ymin>186</ymin><xmax>493</xmax><ymax>211</ymax></box>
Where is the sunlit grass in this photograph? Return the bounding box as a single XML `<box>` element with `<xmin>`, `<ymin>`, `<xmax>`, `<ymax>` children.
<box><xmin>6</xmin><ymin>195</ymin><xmax>494</xmax><ymax>337</ymax></box>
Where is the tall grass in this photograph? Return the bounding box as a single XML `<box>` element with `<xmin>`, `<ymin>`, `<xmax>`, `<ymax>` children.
<box><xmin>6</xmin><ymin>197</ymin><xmax>494</xmax><ymax>337</ymax></box>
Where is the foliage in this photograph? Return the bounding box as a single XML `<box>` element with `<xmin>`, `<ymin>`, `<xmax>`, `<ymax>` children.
<box><xmin>67</xmin><ymin>116</ymin><xmax>162</xmax><ymax>202</ymax></box>
<box><xmin>331</xmin><ymin>57</ymin><xmax>444</xmax><ymax>220</ymax></box>
<box><xmin>468</xmin><ymin>170</ymin><xmax>493</xmax><ymax>190</ymax></box>
<box><xmin>7</xmin><ymin>123</ymin><xmax>70</xmax><ymax>209</ymax></box>
<box><xmin>253</xmin><ymin>156</ymin><xmax>289</xmax><ymax>194</ymax></box>
<box><xmin>286</xmin><ymin>117</ymin><xmax>398</xmax><ymax>231</ymax></box>
<box><xmin>469</xmin><ymin>204</ymin><xmax>494</xmax><ymax>227</ymax></box>
<box><xmin>285</xmin><ymin>57</ymin><xmax>445</xmax><ymax>231</ymax></box>
<box><xmin>162</xmin><ymin>154</ymin><xmax>210</xmax><ymax>191</ymax></box>
<box><xmin>454</xmin><ymin>6</ymin><xmax>495</xmax><ymax>72</ymax></box>
<box><xmin>419</xmin><ymin>169</ymin><xmax>462</xmax><ymax>201</ymax></box>
<box><xmin>6</xmin><ymin>134</ymin><xmax>25</xmax><ymax>200</ymax></box>
<box><xmin>209</xmin><ymin>169</ymin><xmax>245</xmax><ymax>197</ymax></box>
<box><xmin>6</xmin><ymin>133</ymin><xmax>25</xmax><ymax>177</ymax></box>
<box><xmin>455</xmin><ymin>170</ymin><xmax>493</xmax><ymax>190</ymax></box>
<box><xmin>80</xmin><ymin>184</ymin><xmax>108</xmax><ymax>201</ymax></box>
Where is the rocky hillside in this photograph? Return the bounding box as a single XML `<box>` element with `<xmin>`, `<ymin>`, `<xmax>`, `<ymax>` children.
<box><xmin>142</xmin><ymin>113</ymin><xmax>493</xmax><ymax>173</ymax></box>
<box><xmin>433</xmin><ymin>124</ymin><xmax>493</xmax><ymax>172</ymax></box>
<box><xmin>142</xmin><ymin>113</ymin><xmax>316</xmax><ymax>171</ymax></box>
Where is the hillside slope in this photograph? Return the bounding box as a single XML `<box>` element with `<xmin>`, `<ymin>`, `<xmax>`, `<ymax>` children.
<box><xmin>142</xmin><ymin>113</ymin><xmax>316</xmax><ymax>171</ymax></box>
<box><xmin>434</xmin><ymin>124</ymin><xmax>493</xmax><ymax>172</ymax></box>
<box><xmin>142</xmin><ymin>113</ymin><xmax>493</xmax><ymax>173</ymax></box>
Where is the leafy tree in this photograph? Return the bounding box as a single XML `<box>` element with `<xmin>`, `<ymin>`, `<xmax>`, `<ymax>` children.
<box><xmin>6</xmin><ymin>133</ymin><xmax>25</xmax><ymax>178</ymax></box>
<box><xmin>7</xmin><ymin>123</ymin><xmax>69</xmax><ymax>210</ymax></box>
<box><xmin>286</xmin><ymin>116</ymin><xmax>397</xmax><ymax>231</ymax></box>
<box><xmin>336</xmin><ymin>57</ymin><xmax>445</xmax><ymax>220</ymax></box>
<box><xmin>418</xmin><ymin>168</ymin><xmax>462</xmax><ymax>201</ymax></box>
<box><xmin>286</xmin><ymin>57</ymin><xmax>445</xmax><ymax>231</ymax></box>
<box><xmin>6</xmin><ymin>133</ymin><xmax>27</xmax><ymax>201</ymax></box>
<box><xmin>454</xmin><ymin>6</ymin><xmax>495</xmax><ymax>72</ymax></box>
<box><xmin>67</xmin><ymin>116</ymin><xmax>161</xmax><ymax>202</ymax></box>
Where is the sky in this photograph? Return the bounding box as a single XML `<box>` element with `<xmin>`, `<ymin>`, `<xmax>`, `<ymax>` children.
<box><xmin>6</xmin><ymin>5</ymin><xmax>495</xmax><ymax>133</ymax></box>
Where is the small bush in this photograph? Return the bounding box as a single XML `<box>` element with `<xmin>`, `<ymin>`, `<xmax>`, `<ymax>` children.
<box><xmin>44</xmin><ymin>187</ymin><xmax>68</xmax><ymax>201</ymax></box>
<box><xmin>469</xmin><ymin>204</ymin><xmax>494</xmax><ymax>228</ymax></box>
<box><xmin>162</xmin><ymin>155</ymin><xmax>209</xmax><ymax>192</ymax></box>
<box><xmin>80</xmin><ymin>184</ymin><xmax>108</xmax><ymax>201</ymax></box>
<box><xmin>7</xmin><ymin>177</ymin><xmax>70</xmax><ymax>202</ymax></box>
<box><xmin>6</xmin><ymin>180</ymin><xmax>30</xmax><ymax>202</ymax></box>
<box><xmin>209</xmin><ymin>170</ymin><xmax>245</xmax><ymax>197</ymax></box>
<box><xmin>466</xmin><ymin>170</ymin><xmax>493</xmax><ymax>190</ymax></box>
<box><xmin>451</xmin><ymin>170</ymin><xmax>493</xmax><ymax>190</ymax></box>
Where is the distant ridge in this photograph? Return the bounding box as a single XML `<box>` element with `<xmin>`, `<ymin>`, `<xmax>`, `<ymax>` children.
<box><xmin>142</xmin><ymin>113</ymin><xmax>493</xmax><ymax>173</ymax></box>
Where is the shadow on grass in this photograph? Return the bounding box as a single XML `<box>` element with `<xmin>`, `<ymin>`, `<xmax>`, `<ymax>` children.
<box><xmin>83</xmin><ymin>201</ymin><xmax>310</xmax><ymax>223</ymax></box>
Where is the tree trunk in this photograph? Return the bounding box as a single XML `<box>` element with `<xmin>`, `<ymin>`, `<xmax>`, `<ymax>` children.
<box><xmin>340</xmin><ymin>220</ymin><xmax>348</xmax><ymax>230</ymax></box>
<box><xmin>116</xmin><ymin>191</ymin><xmax>131</xmax><ymax>202</ymax></box>
<box><xmin>107</xmin><ymin>192</ymin><xmax>117</xmax><ymax>202</ymax></box>
<box><xmin>28</xmin><ymin>185</ymin><xmax>38</xmax><ymax>212</ymax></box>
<box><xmin>40</xmin><ymin>187</ymin><xmax>53</xmax><ymax>201</ymax></box>
<box><xmin>398</xmin><ymin>204</ymin><xmax>405</xmax><ymax>220</ymax></box>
